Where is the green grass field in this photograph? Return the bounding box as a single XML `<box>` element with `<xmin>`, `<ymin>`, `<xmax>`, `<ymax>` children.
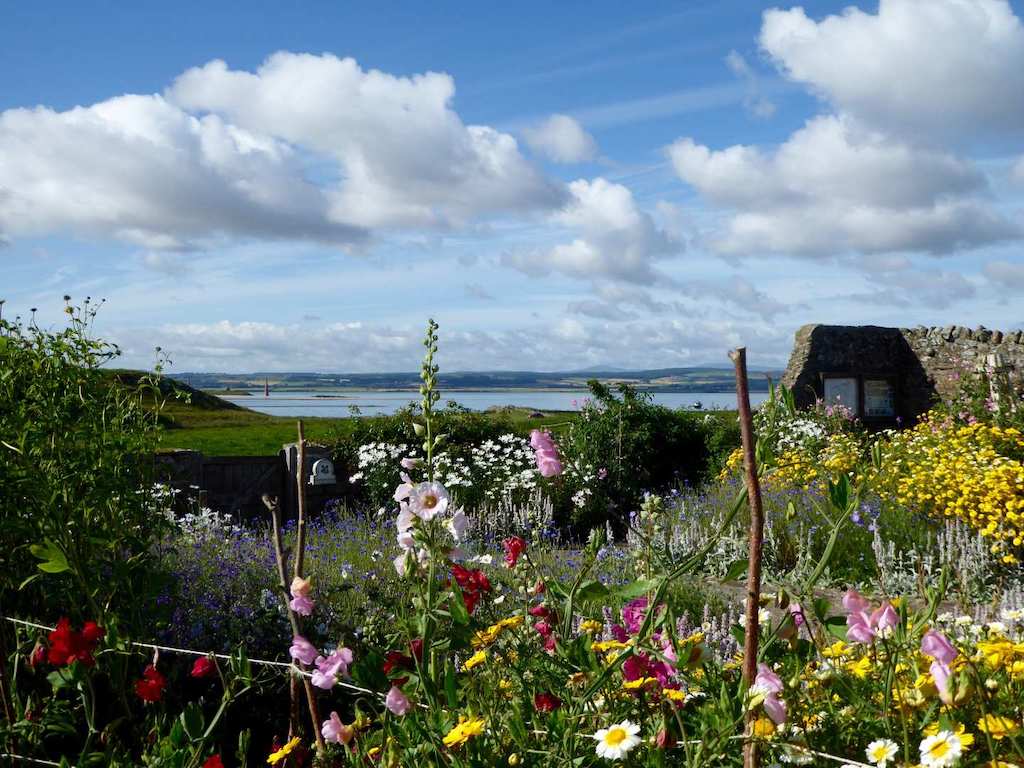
<box><xmin>156</xmin><ymin>390</ymin><xmax>573</xmax><ymax>455</ymax></box>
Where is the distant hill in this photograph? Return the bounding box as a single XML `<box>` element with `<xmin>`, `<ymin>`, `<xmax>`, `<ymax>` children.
<box><xmin>106</xmin><ymin>370</ymin><xmax>246</xmax><ymax>411</ymax></box>
<box><xmin>171</xmin><ymin>366</ymin><xmax>783</xmax><ymax>393</ymax></box>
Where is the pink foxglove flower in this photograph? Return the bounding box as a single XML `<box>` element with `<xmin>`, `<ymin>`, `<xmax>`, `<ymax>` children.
<box><xmin>753</xmin><ymin>663</ymin><xmax>787</xmax><ymax>725</ymax></box>
<box><xmin>385</xmin><ymin>685</ymin><xmax>411</xmax><ymax>716</ymax></box>
<box><xmin>530</xmin><ymin>430</ymin><xmax>563</xmax><ymax>477</ymax></box>
<box><xmin>289</xmin><ymin>635</ymin><xmax>318</xmax><ymax>666</ymax></box>
<box><xmin>409</xmin><ymin>482</ymin><xmax>449</xmax><ymax>520</ymax></box>
<box><xmin>321</xmin><ymin>711</ymin><xmax>354</xmax><ymax>745</ymax></box>
<box><xmin>289</xmin><ymin>576</ymin><xmax>314</xmax><ymax>617</ymax></box>
<box><xmin>311</xmin><ymin>647</ymin><xmax>354</xmax><ymax>690</ymax></box>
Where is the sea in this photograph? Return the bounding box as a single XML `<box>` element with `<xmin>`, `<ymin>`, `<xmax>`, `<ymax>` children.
<box><xmin>221</xmin><ymin>389</ymin><xmax>768</xmax><ymax>417</ymax></box>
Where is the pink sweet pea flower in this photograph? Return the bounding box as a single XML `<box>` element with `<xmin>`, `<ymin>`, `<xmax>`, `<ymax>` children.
<box><xmin>842</xmin><ymin>589</ymin><xmax>871</xmax><ymax>615</ymax></box>
<box><xmin>289</xmin><ymin>635</ymin><xmax>318</xmax><ymax>666</ymax></box>
<box><xmin>930</xmin><ymin>660</ymin><xmax>954</xmax><ymax>705</ymax></box>
<box><xmin>870</xmin><ymin>602</ymin><xmax>899</xmax><ymax>637</ymax></box>
<box><xmin>311</xmin><ymin>647</ymin><xmax>354</xmax><ymax>690</ymax></box>
<box><xmin>385</xmin><ymin>685</ymin><xmax>411</xmax><ymax>716</ymax></box>
<box><xmin>753</xmin><ymin>663</ymin><xmax>787</xmax><ymax>725</ymax></box>
<box><xmin>322</xmin><ymin>711</ymin><xmax>354</xmax><ymax>745</ymax></box>
<box><xmin>921</xmin><ymin>629</ymin><xmax>957</xmax><ymax>665</ymax></box>
<box><xmin>289</xmin><ymin>576</ymin><xmax>315</xmax><ymax>617</ymax></box>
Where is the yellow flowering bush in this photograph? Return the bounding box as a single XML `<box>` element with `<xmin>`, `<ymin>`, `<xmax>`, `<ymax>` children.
<box><xmin>872</xmin><ymin>415</ymin><xmax>1024</xmax><ymax>561</ymax></box>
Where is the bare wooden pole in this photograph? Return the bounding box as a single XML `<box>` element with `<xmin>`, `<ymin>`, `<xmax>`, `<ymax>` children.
<box><xmin>294</xmin><ymin>421</ymin><xmax>308</xmax><ymax>580</ymax></box>
<box><xmin>730</xmin><ymin>347</ymin><xmax>765</xmax><ymax>768</ymax></box>
<box><xmin>263</xmin><ymin>493</ymin><xmax>301</xmax><ymax>740</ymax></box>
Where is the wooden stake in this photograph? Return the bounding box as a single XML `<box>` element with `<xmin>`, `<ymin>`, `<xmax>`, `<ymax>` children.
<box><xmin>730</xmin><ymin>347</ymin><xmax>766</xmax><ymax>768</ymax></box>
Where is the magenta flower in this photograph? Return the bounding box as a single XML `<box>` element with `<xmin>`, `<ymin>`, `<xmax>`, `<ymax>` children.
<box><xmin>289</xmin><ymin>576</ymin><xmax>314</xmax><ymax>617</ymax></box>
<box><xmin>385</xmin><ymin>685</ymin><xmax>411</xmax><ymax>716</ymax></box>
<box><xmin>622</xmin><ymin>598</ymin><xmax>649</xmax><ymax>635</ymax></box>
<box><xmin>753</xmin><ymin>663</ymin><xmax>787</xmax><ymax>725</ymax></box>
<box><xmin>843</xmin><ymin>590</ymin><xmax>900</xmax><ymax>644</ymax></box>
<box><xmin>311</xmin><ymin>647</ymin><xmax>354</xmax><ymax>690</ymax></box>
<box><xmin>321</xmin><ymin>711</ymin><xmax>354</xmax><ymax>745</ymax></box>
<box><xmin>288</xmin><ymin>635</ymin><xmax>318</xmax><ymax>666</ymax></box>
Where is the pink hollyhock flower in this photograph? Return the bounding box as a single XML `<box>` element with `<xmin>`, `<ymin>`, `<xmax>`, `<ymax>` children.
<box><xmin>503</xmin><ymin>536</ymin><xmax>527</xmax><ymax>568</ymax></box>
<box><xmin>400</xmin><ymin>457</ymin><xmax>420</xmax><ymax>470</ymax></box>
<box><xmin>385</xmin><ymin>685</ymin><xmax>411</xmax><ymax>716</ymax></box>
<box><xmin>753</xmin><ymin>663</ymin><xmax>787</xmax><ymax>725</ymax></box>
<box><xmin>530</xmin><ymin>430</ymin><xmax>563</xmax><ymax>477</ymax></box>
<box><xmin>311</xmin><ymin>647</ymin><xmax>354</xmax><ymax>690</ymax></box>
<box><xmin>408</xmin><ymin>482</ymin><xmax>449</xmax><ymax>520</ymax></box>
<box><xmin>622</xmin><ymin>598</ymin><xmax>649</xmax><ymax>635</ymax></box>
<box><xmin>393</xmin><ymin>472</ymin><xmax>414</xmax><ymax>503</ymax></box>
<box><xmin>322</xmin><ymin>711</ymin><xmax>354</xmax><ymax>745</ymax></box>
<box><xmin>289</xmin><ymin>635</ymin><xmax>318</xmax><ymax>666</ymax></box>
<box><xmin>447</xmin><ymin>509</ymin><xmax>470</xmax><ymax>542</ymax></box>
<box><xmin>289</xmin><ymin>576</ymin><xmax>315</xmax><ymax>617</ymax></box>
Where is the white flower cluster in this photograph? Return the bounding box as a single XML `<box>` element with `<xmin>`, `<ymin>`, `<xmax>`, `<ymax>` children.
<box><xmin>468</xmin><ymin>434</ymin><xmax>539</xmax><ymax>501</ymax></box>
<box><xmin>773</xmin><ymin>416</ymin><xmax>826</xmax><ymax>453</ymax></box>
<box><xmin>350</xmin><ymin>442</ymin><xmax>413</xmax><ymax>483</ymax></box>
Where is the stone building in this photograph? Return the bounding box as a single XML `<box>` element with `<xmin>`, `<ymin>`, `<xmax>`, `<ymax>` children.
<box><xmin>780</xmin><ymin>324</ymin><xmax>1024</xmax><ymax>424</ymax></box>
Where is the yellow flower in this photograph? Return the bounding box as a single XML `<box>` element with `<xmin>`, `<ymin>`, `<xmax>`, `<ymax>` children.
<box><xmin>751</xmin><ymin>717</ymin><xmax>776</xmax><ymax>739</ymax></box>
<box><xmin>978</xmin><ymin>715</ymin><xmax>1021</xmax><ymax>740</ymax></box>
<box><xmin>622</xmin><ymin>676</ymin><xmax>657</xmax><ymax>691</ymax></box>
<box><xmin>592</xmin><ymin>640</ymin><xmax>629</xmax><ymax>653</ymax></box>
<box><xmin>923</xmin><ymin>722</ymin><xmax>974</xmax><ymax>748</ymax></box>
<box><xmin>443</xmin><ymin>716</ymin><xmax>486</xmax><ymax>748</ymax></box>
<box><xmin>662</xmin><ymin>688</ymin><xmax>687</xmax><ymax>702</ymax></box>
<box><xmin>462</xmin><ymin>650</ymin><xmax>487</xmax><ymax>671</ymax></box>
<box><xmin>845</xmin><ymin>657</ymin><xmax>872</xmax><ymax>679</ymax></box>
<box><xmin>267</xmin><ymin>736</ymin><xmax>302</xmax><ymax>765</ymax></box>
<box><xmin>579</xmin><ymin>619</ymin><xmax>603</xmax><ymax>634</ymax></box>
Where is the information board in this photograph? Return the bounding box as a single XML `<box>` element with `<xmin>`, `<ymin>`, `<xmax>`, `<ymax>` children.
<box><xmin>823</xmin><ymin>377</ymin><xmax>859</xmax><ymax>413</ymax></box>
<box><xmin>864</xmin><ymin>379</ymin><xmax>895</xmax><ymax>417</ymax></box>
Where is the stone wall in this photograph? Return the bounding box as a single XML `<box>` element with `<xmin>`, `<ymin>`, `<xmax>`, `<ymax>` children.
<box><xmin>781</xmin><ymin>324</ymin><xmax>1024</xmax><ymax>422</ymax></box>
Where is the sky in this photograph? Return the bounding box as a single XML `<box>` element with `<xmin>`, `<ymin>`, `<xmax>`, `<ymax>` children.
<box><xmin>1</xmin><ymin>0</ymin><xmax>1023</xmax><ymax>373</ymax></box>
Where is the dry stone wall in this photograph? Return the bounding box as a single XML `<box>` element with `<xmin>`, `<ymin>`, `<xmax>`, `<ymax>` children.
<box><xmin>781</xmin><ymin>324</ymin><xmax>1024</xmax><ymax>422</ymax></box>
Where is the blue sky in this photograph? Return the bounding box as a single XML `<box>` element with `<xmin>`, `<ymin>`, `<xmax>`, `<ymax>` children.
<box><xmin>2</xmin><ymin>0</ymin><xmax>1022</xmax><ymax>372</ymax></box>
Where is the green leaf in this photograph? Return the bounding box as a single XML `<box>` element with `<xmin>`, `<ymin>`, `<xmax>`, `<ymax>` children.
<box><xmin>444</xmin><ymin>661</ymin><xmax>458</xmax><ymax>708</ymax></box>
<box><xmin>180</xmin><ymin>703</ymin><xmax>204</xmax><ymax>741</ymax></box>
<box><xmin>449</xmin><ymin>586</ymin><xmax>470</xmax><ymax>626</ymax></box>
<box><xmin>722</xmin><ymin>559</ymin><xmax>748</xmax><ymax>582</ymax></box>
<box><xmin>612</xmin><ymin>579</ymin><xmax>659</xmax><ymax>601</ymax></box>
<box><xmin>575</xmin><ymin>580</ymin><xmax>609</xmax><ymax>603</ymax></box>
<box><xmin>825</xmin><ymin>617</ymin><xmax>848</xmax><ymax>640</ymax></box>
<box><xmin>30</xmin><ymin>540</ymin><xmax>69</xmax><ymax>574</ymax></box>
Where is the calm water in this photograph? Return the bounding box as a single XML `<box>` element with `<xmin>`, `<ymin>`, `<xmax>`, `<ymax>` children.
<box><xmin>222</xmin><ymin>389</ymin><xmax>767</xmax><ymax>417</ymax></box>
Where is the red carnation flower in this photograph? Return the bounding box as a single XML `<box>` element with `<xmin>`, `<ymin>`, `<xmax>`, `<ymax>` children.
<box><xmin>135</xmin><ymin>664</ymin><xmax>166</xmax><ymax>703</ymax></box>
<box><xmin>534</xmin><ymin>692</ymin><xmax>562</xmax><ymax>712</ymax></box>
<box><xmin>502</xmin><ymin>536</ymin><xmax>527</xmax><ymax>568</ymax></box>
<box><xmin>191</xmin><ymin>656</ymin><xmax>216</xmax><ymax>678</ymax></box>
<box><xmin>203</xmin><ymin>756</ymin><xmax>224</xmax><ymax>768</ymax></box>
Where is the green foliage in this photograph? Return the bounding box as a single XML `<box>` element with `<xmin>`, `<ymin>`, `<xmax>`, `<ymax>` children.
<box><xmin>0</xmin><ymin>298</ymin><xmax>169</xmax><ymax>628</ymax></box>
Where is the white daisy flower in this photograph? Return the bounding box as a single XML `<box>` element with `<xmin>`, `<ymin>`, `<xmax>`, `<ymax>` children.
<box><xmin>865</xmin><ymin>738</ymin><xmax>898</xmax><ymax>767</ymax></box>
<box><xmin>919</xmin><ymin>730</ymin><xmax>963</xmax><ymax>768</ymax></box>
<box><xmin>592</xmin><ymin>720</ymin><xmax>641</xmax><ymax>761</ymax></box>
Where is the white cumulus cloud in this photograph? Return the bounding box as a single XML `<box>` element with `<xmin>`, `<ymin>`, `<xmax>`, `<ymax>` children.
<box><xmin>522</xmin><ymin>114</ymin><xmax>598</xmax><ymax>163</ymax></box>
<box><xmin>760</xmin><ymin>0</ymin><xmax>1024</xmax><ymax>141</ymax></box>
<box><xmin>504</xmin><ymin>177</ymin><xmax>681</xmax><ymax>283</ymax></box>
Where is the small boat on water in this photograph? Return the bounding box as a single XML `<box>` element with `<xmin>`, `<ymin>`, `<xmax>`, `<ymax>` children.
<box><xmin>691</xmin><ymin>401</ymin><xmax>703</xmax><ymax>410</ymax></box>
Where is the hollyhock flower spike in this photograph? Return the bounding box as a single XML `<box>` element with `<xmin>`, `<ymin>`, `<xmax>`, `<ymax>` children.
<box><xmin>289</xmin><ymin>635</ymin><xmax>318</xmax><ymax>666</ymax></box>
<box><xmin>503</xmin><ymin>536</ymin><xmax>526</xmax><ymax>568</ymax></box>
<box><xmin>530</xmin><ymin>429</ymin><xmax>563</xmax><ymax>477</ymax></box>
<box><xmin>289</xmin><ymin>576</ymin><xmax>314</xmax><ymax>616</ymax></box>
<box><xmin>385</xmin><ymin>685</ymin><xmax>411</xmax><ymax>716</ymax></box>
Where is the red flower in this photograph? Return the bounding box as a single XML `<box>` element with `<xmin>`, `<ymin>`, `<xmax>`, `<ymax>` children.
<box><xmin>29</xmin><ymin>643</ymin><xmax>46</xmax><ymax>668</ymax></box>
<box><xmin>408</xmin><ymin>638</ymin><xmax>424</xmax><ymax>662</ymax></box>
<box><xmin>655</xmin><ymin>728</ymin><xmax>676</xmax><ymax>749</ymax></box>
<box><xmin>191</xmin><ymin>656</ymin><xmax>216</xmax><ymax>678</ymax></box>
<box><xmin>202</xmin><ymin>756</ymin><xmax>224</xmax><ymax>768</ymax></box>
<box><xmin>534</xmin><ymin>692</ymin><xmax>561</xmax><ymax>712</ymax></box>
<box><xmin>135</xmin><ymin>665</ymin><xmax>166</xmax><ymax>703</ymax></box>
<box><xmin>46</xmin><ymin>617</ymin><xmax>103</xmax><ymax>667</ymax></box>
<box><xmin>502</xmin><ymin>536</ymin><xmax>527</xmax><ymax>568</ymax></box>
<box><xmin>528</xmin><ymin>604</ymin><xmax>552</xmax><ymax>620</ymax></box>
<box><xmin>451</xmin><ymin>565</ymin><xmax>492</xmax><ymax>614</ymax></box>
<box><xmin>382</xmin><ymin>650</ymin><xmax>413</xmax><ymax>676</ymax></box>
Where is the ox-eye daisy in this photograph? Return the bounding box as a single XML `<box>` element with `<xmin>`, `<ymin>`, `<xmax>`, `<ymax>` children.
<box><xmin>593</xmin><ymin>720</ymin><xmax>641</xmax><ymax>761</ymax></box>
<box><xmin>865</xmin><ymin>738</ymin><xmax>898</xmax><ymax>767</ymax></box>
<box><xmin>919</xmin><ymin>730</ymin><xmax>963</xmax><ymax>768</ymax></box>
